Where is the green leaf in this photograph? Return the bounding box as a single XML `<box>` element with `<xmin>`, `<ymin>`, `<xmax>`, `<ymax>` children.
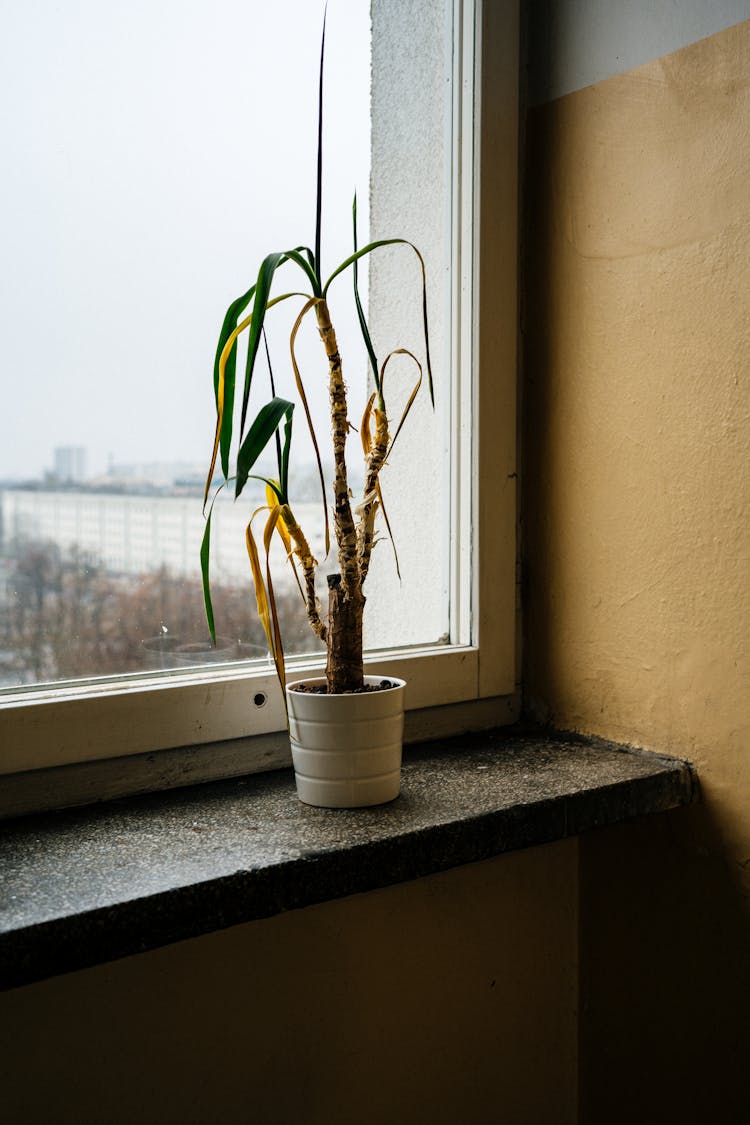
<box><xmin>289</xmin><ymin>298</ymin><xmax>331</xmax><ymax>557</ymax></box>
<box><xmin>248</xmin><ymin>475</ymin><xmax>283</xmax><ymax>502</ymax></box>
<box><xmin>235</xmin><ymin>397</ymin><xmax>295</xmax><ymax>500</ymax></box>
<box><xmin>200</xmin><ymin>513</ymin><xmax>216</xmax><ymax>644</ymax></box>
<box><xmin>280</xmin><ymin>408</ymin><xmax>293</xmax><ymax>501</ymax></box>
<box><xmin>262</xmin><ymin>328</ymin><xmax>283</xmax><ymax>481</ymax></box>
<box><xmin>240</xmin><ymin>252</ymin><xmax>321</xmax><ymax>439</ymax></box>
<box><xmin>205</xmin><ymin>291</ymin><xmax>306</xmax><ymax>512</ymax></box>
<box><xmin>200</xmin><ymin>481</ymin><xmax>230</xmax><ymax>643</ymax></box>
<box><xmin>240</xmin><ymin>253</ymin><xmax>287</xmax><ymax>438</ymax></box>
<box><xmin>214</xmin><ymin>284</ymin><xmax>256</xmax><ymax>479</ymax></box>
<box><xmin>285</xmin><ymin>247</ymin><xmax>321</xmax><ymax>296</ymax></box>
<box><xmin>352</xmin><ymin>194</ymin><xmax>380</xmax><ymax>397</ymax></box>
<box><xmin>323</xmin><ymin>238</ymin><xmax>434</xmax><ymax>405</ymax></box>
<box><xmin>314</xmin><ymin>5</ymin><xmax>328</xmax><ymax>282</ymax></box>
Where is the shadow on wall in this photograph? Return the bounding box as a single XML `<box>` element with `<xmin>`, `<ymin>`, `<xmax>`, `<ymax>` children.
<box><xmin>579</xmin><ymin>800</ymin><xmax>750</xmax><ymax>1125</ymax></box>
<box><xmin>518</xmin><ymin>91</ymin><xmax>568</xmax><ymax>727</ymax></box>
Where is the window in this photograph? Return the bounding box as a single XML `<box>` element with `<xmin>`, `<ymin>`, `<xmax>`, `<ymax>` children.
<box><xmin>0</xmin><ymin>0</ymin><xmax>518</xmax><ymax>790</ymax></box>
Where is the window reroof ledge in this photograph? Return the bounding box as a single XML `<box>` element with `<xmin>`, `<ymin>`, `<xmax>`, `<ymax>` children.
<box><xmin>0</xmin><ymin>727</ymin><xmax>695</xmax><ymax>992</ymax></box>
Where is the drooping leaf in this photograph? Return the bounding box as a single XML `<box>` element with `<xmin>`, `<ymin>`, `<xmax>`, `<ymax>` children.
<box><xmin>280</xmin><ymin>407</ymin><xmax>294</xmax><ymax>502</ymax></box>
<box><xmin>265</xmin><ymin>483</ymin><xmax>304</xmax><ymax>603</ymax></box>
<box><xmin>263</xmin><ymin>506</ymin><xmax>287</xmax><ymax>702</ymax></box>
<box><xmin>240</xmin><ymin>252</ymin><xmax>287</xmax><ymax>438</ymax></box>
<box><xmin>360</xmin><ymin>392</ymin><xmax>376</xmax><ymax>459</ymax></box>
<box><xmin>289</xmin><ymin>297</ymin><xmax>330</xmax><ymax>556</ymax></box>
<box><xmin>359</xmin><ymin>393</ymin><xmax>400</xmax><ymax>578</ymax></box>
<box><xmin>246</xmin><ymin>474</ymin><xmax>284</xmax><ymax>502</ymax></box>
<box><xmin>213</xmin><ymin>284</ymin><xmax>256</xmax><ymax>479</ymax></box>
<box><xmin>246</xmin><ymin>506</ymin><xmax>287</xmax><ymax>706</ymax></box>
<box><xmin>376</xmin><ymin>479</ymin><xmax>401</xmax><ymax>580</ymax></box>
<box><xmin>265</xmin><ymin>482</ymin><xmax>286</xmax><ymax>536</ymax></box>
<box><xmin>235</xmin><ymin>397</ymin><xmax>294</xmax><ymax>500</ymax></box>
<box><xmin>200</xmin><ymin>480</ymin><xmax>229</xmax><ymax>643</ymax></box>
<box><xmin>380</xmin><ymin>347</ymin><xmax>423</xmax><ymax>456</ymax></box>
<box><xmin>262</xmin><ymin>328</ymin><xmax>283</xmax><ymax>481</ymax></box>
<box><xmin>200</xmin><ymin>511</ymin><xmax>216</xmax><ymax>644</ymax></box>
<box><xmin>245</xmin><ymin>510</ymin><xmax>274</xmax><ymax>661</ymax></box>
<box><xmin>204</xmin><ymin>290</ymin><xmax>302</xmax><ymax>510</ymax></box>
<box><xmin>239</xmin><ymin>252</ymin><xmax>322</xmax><ymax>440</ymax></box>
<box><xmin>323</xmin><ymin>238</ymin><xmax>433</xmax><ymax>405</ymax></box>
<box><xmin>285</xmin><ymin>247</ymin><xmax>321</xmax><ymax>296</ymax></box>
<box><xmin>352</xmin><ymin>195</ymin><xmax>380</xmax><ymax>395</ymax></box>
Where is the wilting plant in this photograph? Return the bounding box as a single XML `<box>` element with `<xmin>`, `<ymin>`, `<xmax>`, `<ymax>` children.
<box><xmin>201</xmin><ymin>9</ymin><xmax>432</xmax><ymax>699</ymax></box>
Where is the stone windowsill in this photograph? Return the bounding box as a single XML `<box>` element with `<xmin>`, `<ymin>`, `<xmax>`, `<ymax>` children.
<box><xmin>0</xmin><ymin>728</ymin><xmax>695</xmax><ymax>991</ymax></box>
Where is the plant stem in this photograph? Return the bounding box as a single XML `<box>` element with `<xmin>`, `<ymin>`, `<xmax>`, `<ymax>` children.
<box><xmin>315</xmin><ymin>298</ymin><xmax>364</xmax><ymax>691</ymax></box>
<box><xmin>325</xmin><ymin>573</ymin><xmax>364</xmax><ymax>693</ymax></box>
<box><xmin>315</xmin><ymin>300</ymin><xmax>359</xmax><ymax>597</ymax></box>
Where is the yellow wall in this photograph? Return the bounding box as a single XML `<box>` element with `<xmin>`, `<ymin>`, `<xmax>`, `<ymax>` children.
<box><xmin>524</xmin><ymin>20</ymin><xmax>750</xmax><ymax>1123</ymax></box>
<box><xmin>0</xmin><ymin>844</ymin><xmax>578</xmax><ymax>1125</ymax></box>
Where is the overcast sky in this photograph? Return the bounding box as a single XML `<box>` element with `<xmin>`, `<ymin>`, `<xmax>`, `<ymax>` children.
<box><xmin>0</xmin><ymin>0</ymin><xmax>370</xmax><ymax>481</ymax></box>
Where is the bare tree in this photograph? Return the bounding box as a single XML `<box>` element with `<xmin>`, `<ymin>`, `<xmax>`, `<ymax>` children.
<box><xmin>0</xmin><ymin>536</ymin><xmax>318</xmax><ymax>686</ymax></box>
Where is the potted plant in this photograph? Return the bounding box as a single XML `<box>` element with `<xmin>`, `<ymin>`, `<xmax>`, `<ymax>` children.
<box><xmin>200</xmin><ymin>9</ymin><xmax>432</xmax><ymax>808</ymax></box>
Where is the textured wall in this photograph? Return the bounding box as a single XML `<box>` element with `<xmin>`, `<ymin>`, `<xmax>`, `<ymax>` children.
<box><xmin>365</xmin><ymin>0</ymin><xmax>451</xmax><ymax>649</ymax></box>
<box><xmin>523</xmin><ymin>14</ymin><xmax>750</xmax><ymax>1122</ymax></box>
<box><xmin>0</xmin><ymin>846</ymin><xmax>578</xmax><ymax>1125</ymax></box>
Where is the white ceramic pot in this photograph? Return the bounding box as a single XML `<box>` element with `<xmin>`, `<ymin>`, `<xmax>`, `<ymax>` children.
<box><xmin>286</xmin><ymin>675</ymin><xmax>406</xmax><ymax>808</ymax></box>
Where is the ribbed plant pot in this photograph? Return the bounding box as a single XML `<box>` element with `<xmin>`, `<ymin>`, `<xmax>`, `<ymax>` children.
<box><xmin>286</xmin><ymin>676</ymin><xmax>406</xmax><ymax>808</ymax></box>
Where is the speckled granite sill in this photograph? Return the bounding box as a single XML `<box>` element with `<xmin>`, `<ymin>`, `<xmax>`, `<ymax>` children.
<box><xmin>0</xmin><ymin>728</ymin><xmax>695</xmax><ymax>991</ymax></box>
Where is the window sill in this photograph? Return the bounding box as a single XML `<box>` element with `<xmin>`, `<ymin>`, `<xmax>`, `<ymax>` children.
<box><xmin>0</xmin><ymin>728</ymin><xmax>695</xmax><ymax>992</ymax></box>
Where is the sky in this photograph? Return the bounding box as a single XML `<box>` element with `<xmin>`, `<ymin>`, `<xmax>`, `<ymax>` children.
<box><xmin>0</xmin><ymin>0</ymin><xmax>371</xmax><ymax>482</ymax></box>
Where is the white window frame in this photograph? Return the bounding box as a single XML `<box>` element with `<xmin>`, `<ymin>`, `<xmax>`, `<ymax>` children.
<box><xmin>0</xmin><ymin>0</ymin><xmax>519</xmax><ymax>788</ymax></box>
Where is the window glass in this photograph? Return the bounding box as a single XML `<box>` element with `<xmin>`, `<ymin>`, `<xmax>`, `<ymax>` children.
<box><xmin>0</xmin><ymin>0</ymin><xmax>451</xmax><ymax>692</ymax></box>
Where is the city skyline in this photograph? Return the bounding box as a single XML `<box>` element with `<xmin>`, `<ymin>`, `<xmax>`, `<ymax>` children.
<box><xmin>0</xmin><ymin>440</ymin><xmax>365</xmax><ymax>516</ymax></box>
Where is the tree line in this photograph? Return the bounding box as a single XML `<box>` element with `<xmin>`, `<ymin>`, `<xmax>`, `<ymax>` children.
<box><xmin>0</xmin><ymin>537</ymin><xmax>320</xmax><ymax>687</ymax></box>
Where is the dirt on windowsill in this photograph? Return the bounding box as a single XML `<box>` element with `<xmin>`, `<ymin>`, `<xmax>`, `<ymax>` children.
<box><xmin>290</xmin><ymin>679</ymin><xmax>398</xmax><ymax>695</ymax></box>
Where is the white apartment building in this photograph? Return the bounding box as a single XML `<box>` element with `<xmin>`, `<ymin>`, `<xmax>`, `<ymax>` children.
<box><xmin>0</xmin><ymin>489</ymin><xmax>327</xmax><ymax>584</ymax></box>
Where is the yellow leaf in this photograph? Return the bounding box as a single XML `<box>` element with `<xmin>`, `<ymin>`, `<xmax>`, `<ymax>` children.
<box><xmin>360</xmin><ymin>392</ymin><xmax>376</xmax><ymax>458</ymax></box>
<box><xmin>203</xmin><ymin>310</ymin><xmax>254</xmax><ymax>509</ymax></box>
<box><xmin>263</xmin><ymin>507</ymin><xmax>287</xmax><ymax>700</ymax></box>
<box><xmin>245</xmin><ymin>507</ymin><xmax>273</xmax><ymax>654</ymax></box>
<box><xmin>379</xmin><ymin>348</ymin><xmax>423</xmax><ymax>457</ymax></box>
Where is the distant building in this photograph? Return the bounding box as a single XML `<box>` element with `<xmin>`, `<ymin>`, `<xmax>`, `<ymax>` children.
<box><xmin>53</xmin><ymin>446</ymin><xmax>87</xmax><ymax>483</ymax></box>
<box><xmin>0</xmin><ymin>488</ymin><xmax>326</xmax><ymax>583</ymax></box>
<box><xmin>106</xmin><ymin>460</ymin><xmax>206</xmax><ymax>488</ymax></box>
